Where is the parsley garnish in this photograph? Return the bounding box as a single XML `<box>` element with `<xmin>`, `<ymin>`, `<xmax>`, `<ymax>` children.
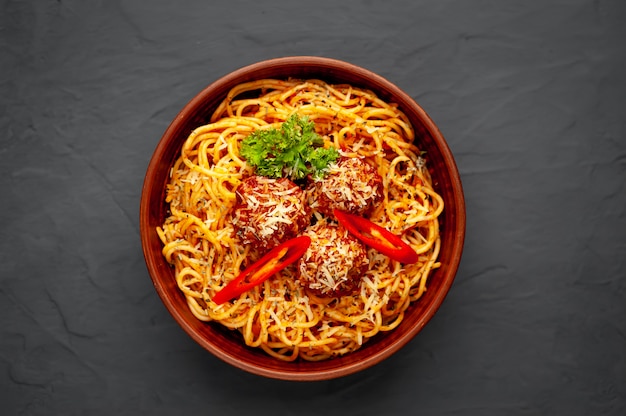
<box><xmin>240</xmin><ymin>113</ymin><xmax>339</xmax><ymax>180</ymax></box>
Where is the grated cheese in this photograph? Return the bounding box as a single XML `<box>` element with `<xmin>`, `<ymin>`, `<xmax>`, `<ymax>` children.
<box><xmin>298</xmin><ymin>221</ymin><xmax>369</xmax><ymax>296</ymax></box>
<box><xmin>308</xmin><ymin>157</ymin><xmax>382</xmax><ymax>217</ymax></box>
<box><xmin>233</xmin><ymin>176</ymin><xmax>310</xmax><ymax>248</ymax></box>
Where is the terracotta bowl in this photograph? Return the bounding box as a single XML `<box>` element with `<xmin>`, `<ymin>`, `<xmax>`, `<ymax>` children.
<box><xmin>140</xmin><ymin>56</ymin><xmax>465</xmax><ymax>381</ymax></box>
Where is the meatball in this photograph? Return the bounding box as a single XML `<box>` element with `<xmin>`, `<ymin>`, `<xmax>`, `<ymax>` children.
<box><xmin>297</xmin><ymin>221</ymin><xmax>369</xmax><ymax>297</ymax></box>
<box><xmin>306</xmin><ymin>156</ymin><xmax>383</xmax><ymax>218</ymax></box>
<box><xmin>232</xmin><ymin>176</ymin><xmax>311</xmax><ymax>250</ymax></box>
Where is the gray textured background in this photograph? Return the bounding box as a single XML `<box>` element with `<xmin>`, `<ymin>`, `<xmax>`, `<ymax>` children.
<box><xmin>1</xmin><ymin>1</ymin><xmax>625</xmax><ymax>415</ymax></box>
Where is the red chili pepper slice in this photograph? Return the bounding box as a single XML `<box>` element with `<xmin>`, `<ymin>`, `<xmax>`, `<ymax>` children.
<box><xmin>212</xmin><ymin>235</ymin><xmax>311</xmax><ymax>305</ymax></box>
<box><xmin>334</xmin><ymin>209</ymin><xmax>419</xmax><ymax>264</ymax></box>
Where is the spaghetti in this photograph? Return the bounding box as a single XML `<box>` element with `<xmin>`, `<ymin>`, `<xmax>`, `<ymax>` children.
<box><xmin>157</xmin><ymin>79</ymin><xmax>444</xmax><ymax>361</ymax></box>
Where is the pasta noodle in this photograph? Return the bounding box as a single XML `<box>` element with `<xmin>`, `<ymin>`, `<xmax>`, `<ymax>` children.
<box><xmin>157</xmin><ymin>79</ymin><xmax>444</xmax><ymax>361</ymax></box>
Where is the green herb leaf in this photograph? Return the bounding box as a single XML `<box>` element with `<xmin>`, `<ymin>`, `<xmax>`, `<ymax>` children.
<box><xmin>240</xmin><ymin>113</ymin><xmax>339</xmax><ymax>180</ymax></box>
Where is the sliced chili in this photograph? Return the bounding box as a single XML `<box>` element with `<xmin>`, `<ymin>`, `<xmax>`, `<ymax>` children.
<box><xmin>212</xmin><ymin>235</ymin><xmax>311</xmax><ymax>305</ymax></box>
<box><xmin>334</xmin><ymin>209</ymin><xmax>419</xmax><ymax>264</ymax></box>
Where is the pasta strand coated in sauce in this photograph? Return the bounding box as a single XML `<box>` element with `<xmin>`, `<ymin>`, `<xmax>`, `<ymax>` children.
<box><xmin>157</xmin><ymin>79</ymin><xmax>444</xmax><ymax>361</ymax></box>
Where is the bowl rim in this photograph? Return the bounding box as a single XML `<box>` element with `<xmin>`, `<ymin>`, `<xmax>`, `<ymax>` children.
<box><xmin>140</xmin><ymin>56</ymin><xmax>465</xmax><ymax>381</ymax></box>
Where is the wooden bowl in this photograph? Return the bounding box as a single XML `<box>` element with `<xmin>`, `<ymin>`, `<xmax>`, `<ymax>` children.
<box><xmin>140</xmin><ymin>56</ymin><xmax>465</xmax><ymax>381</ymax></box>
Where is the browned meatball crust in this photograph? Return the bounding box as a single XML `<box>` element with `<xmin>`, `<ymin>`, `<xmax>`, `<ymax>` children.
<box><xmin>232</xmin><ymin>176</ymin><xmax>311</xmax><ymax>250</ymax></box>
<box><xmin>297</xmin><ymin>221</ymin><xmax>369</xmax><ymax>297</ymax></box>
<box><xmin>306</xmin><ymin>156</ymin><xmax>383</xmax><ymax>218</ymax></box>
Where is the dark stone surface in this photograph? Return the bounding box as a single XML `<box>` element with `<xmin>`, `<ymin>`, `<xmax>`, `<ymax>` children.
<box><xmin>1</xmin><ymin>1</ymin><xmax>624</xmax><ymax>414</ymax></box>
